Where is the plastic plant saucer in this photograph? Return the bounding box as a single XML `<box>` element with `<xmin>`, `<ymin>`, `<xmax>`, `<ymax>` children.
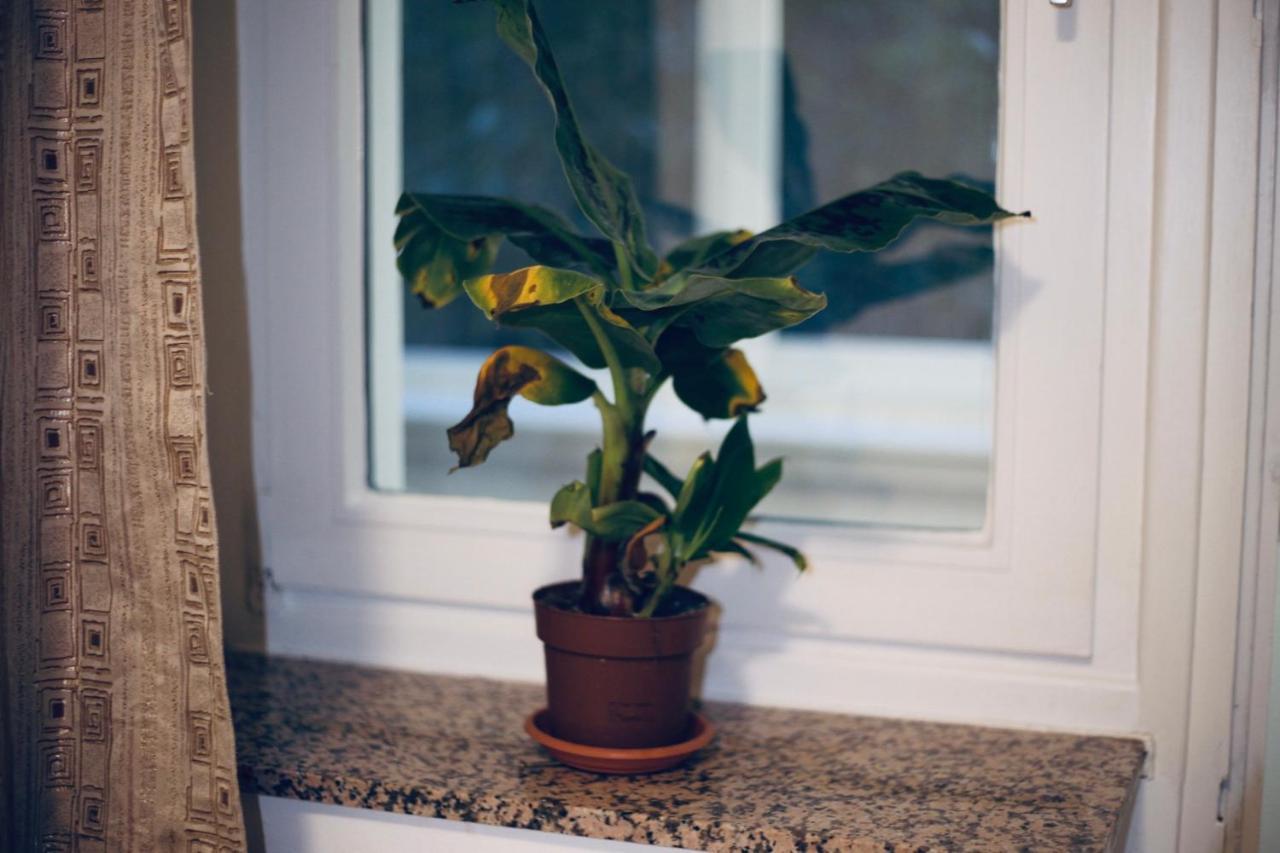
<box><xmin>524</xmin><ymin>708</ymin><xmax>716</xmax><ymax>775</ymax></box>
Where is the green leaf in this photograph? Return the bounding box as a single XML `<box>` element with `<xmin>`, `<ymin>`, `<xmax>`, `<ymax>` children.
<box><xmin>394</xmin><ymin>200</ymin><xmax>499</xmax><ymax>309</ymax></box>
<box><xmin>648</xmin><ymin>420</ymin><xmax>794</xmax><ymax>564</ymax></box>
<box><xmin>719</xmin><ymin>539</ymin><xmax>759</xmax><ymax>564</ymax></box>
<box><xmin>735</xmin><ymin>531</ymin><xmax>808</xmax><ymax>571</ymax></box>
<box><xmin>464</xmin><ymin>267</ymin><xmax>660</xmax><ymax>372</ymax></box>
<box><xmin>634</xmin><ymin>491</ymin><xmax>671</xmax><ymax>517</ymax></box>
<box><xmin>673</xmin><ymin>452</ymin><xmax>716</xmax><ymax>531</ymax></box>
<box><xmin>643</xmin><ymin>455</ymin><xmax>684</xmax><ymax>499</ymax></box>
<box><xmin>590</xmin><ymin>501</ymin><xmax>662</xmax><ymax>541</ymax></box>
<box><xmin>657</xmin><ymin>328</ymin><xmax>765</xmax><ymax>420</ymax></box>
<box><xmin>468</xmin><ymin>0</ymin><xmax>658</xmax><ymax>279</ymax></box>
<box><xmin>684</xmin><ymin>418</ymin><xmax>784</xmax><ymax>557</ymax></box>
<box><xmin>550</xmin><ymin>480</ymin><xmax>593</xmax><ymax>530</ymax></box>
<box><xmin>719</xmin><ymin>415</ymin><xmax>756</xmax><ymax>473</ymax></box>
<box><xmin>692</xmin><ymin>172</ymin><xmax>1028</xmax><ymax>279</ymax></box>
<box><xmin>619</xmin><ymin>273</ymin><xmax>827</xmax><ymax>349</ymax></box>
<box><xmin>704</xmin><ymin>458</ymin><xmax>782</xmax><ymax>552</ymax></box>
<box><xmin>696</xmin><ymin>418</ymin><xmax>758</xmax><ymax>547</ymax></box>
<box><xmin>660</xmin><ymin>229</ymin><xmax>753</xmax><ymax>278</ymax></box>
<box><xmin>669</xmin><ymin>449</ymin><xmax>725</xmax><ymax>563</ymax></box>
<box><xmin>548</xmin><ymin>482</ymin><xmax>662</xmax><ymax>542</ymax></box>
<box><xmin>681</xmin><ymin>506</ymin><xmax>724</xmax><ymax>562</ymax></box>
<box><xmin>447</xmin><ymin>345</ymin><xmax>596</xmax><ymax>468</ymax></box>
<box><xmin>395</xmin><ymin>193</ymin><xmax>616</xmax><ymax>304</ymax></box>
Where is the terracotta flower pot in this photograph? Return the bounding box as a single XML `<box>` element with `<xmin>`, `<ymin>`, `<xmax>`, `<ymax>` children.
<box><xmin>533</xmin><ymin>581</ymin><xmax>711</xmax><ymax>749</ymax></box>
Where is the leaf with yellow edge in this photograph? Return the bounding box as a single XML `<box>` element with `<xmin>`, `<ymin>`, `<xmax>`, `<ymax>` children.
<box><xmin>464</xmin><ymin>264</ymin><xmax>598</xmax><ymax>316</ymax></box>
<box><xmin>464</xmin><ymin>266</ymin><xmax>660</xmax><ymax>371</ymax></box>
<box><xmin>447</xmin><ymin>345</ymin><xmax>596</xmax><ymax>469</ymax></box>
<box><xmin>394</xmin><ymin>199</ymin><xmax>499</xmax><ymax>309</ymax></box>
<box><xmin>394</xmin><ymin>193</ymin><xmax>616</xmax><ymax>310</ymax></box>
<box><xmin>657</xmin><ymin>328</ymin><xmax>764</xmax><ymax>420</ymax></box>
<box><xmin>681</xmin><ymin>349</ymin><xmax>763</xmax><ymax>419</ymax></box>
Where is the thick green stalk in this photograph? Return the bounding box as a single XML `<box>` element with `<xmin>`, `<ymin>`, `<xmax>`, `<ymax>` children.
<box><xmin>591</xmin><ymin>392</ymin><xmax>627</xmax><ymax>504</ymax></box>
<box><xmin>576</xmin><ymin>296</ymin><xmax>644</xmax><ymax>613</ymax></box>
<box><xmin>580</xmin><ymin>391</ymin><xmax>644</xmax><ymax>614</ymax></box>
<box><xmin>574</xmin><ymin>295</ymin><xmax>674</xmax><ymax>614</ymax></box>
<box><xmin>575</xmin><ymin>298</ymin><xmax>633</xmax><ymax>425</ymax></box>
<box><xmin>612</xmin><ymin>241</ymin><xmax>634</xmax><ymax>291</ymax></box>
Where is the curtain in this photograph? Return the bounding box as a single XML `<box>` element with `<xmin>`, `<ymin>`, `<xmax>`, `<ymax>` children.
<box><xmin>1</xmin><ymin>1</ymin><xmax>246</xmax><ymax>850</ymax></box>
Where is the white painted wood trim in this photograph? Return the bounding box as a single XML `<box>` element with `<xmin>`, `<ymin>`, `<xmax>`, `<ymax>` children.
<box><xmin>1124</xmin><ymin>1</ymin><xmax>1265</xmax><ymax>850</ymax></box>
<box><xmin>1233</xmin><ymin>1</ymin><xmax>1280</xmax><ymax>849</ymax></box>
<box><xmin>1177</xmin><ymin>0</ymin><xmax>1265</xmax><ymax>846</ymax></box>
<box><xmin>257</xmin><ymin>796</ymin><xmax>675</xmax><ymax>853</ymax></box>
<box><xmin>365</xmin><ymin>0</ymin><xmax>406</xmax><ymax>491</ymax></box>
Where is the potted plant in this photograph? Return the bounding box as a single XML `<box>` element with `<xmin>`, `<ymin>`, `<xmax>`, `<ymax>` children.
<box><xmin>395</xmin><ymin>0</ymin><xmax>1023</xmax><ymax>765</ymax></box>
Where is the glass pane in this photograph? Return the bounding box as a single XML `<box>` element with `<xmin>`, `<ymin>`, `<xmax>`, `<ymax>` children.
<box><xmin>370</xmin><ymin>0</ymin><xmax>1000</xmax><ymax>530</ymax></box>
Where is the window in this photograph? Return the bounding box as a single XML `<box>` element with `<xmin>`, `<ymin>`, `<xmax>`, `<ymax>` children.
<box><xmin>252</xmin><ymin>0</ymin><xmax>1127</xmax><ymax>661</ymax></box>
<box><xmin>245</xmin><ymin>0</ymin><xmax>1167</xmax><ymax>729</ymax></box>
<box><xmin>368</xmin><ymin>0</ymin><xmax>1000</xmax><ymax>530</ymax></box>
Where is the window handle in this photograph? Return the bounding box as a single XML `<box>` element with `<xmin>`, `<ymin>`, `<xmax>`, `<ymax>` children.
<box><xmin>1049</xmin><ymin>0</ymin><xmax>1073</xmax><ymax>6</ymax></box>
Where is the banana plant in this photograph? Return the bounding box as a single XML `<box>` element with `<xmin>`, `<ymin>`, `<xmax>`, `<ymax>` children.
<box><xmin>395</xmin><ymin>0</ymin><xmax>1026</xmax><ymax>616</ymax></box>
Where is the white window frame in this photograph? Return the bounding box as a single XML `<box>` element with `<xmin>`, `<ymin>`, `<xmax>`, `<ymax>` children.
<box><xmin>261</xmin><ymin>0</ymin><xmax>1119</xmax><ymax>655</ymax></box>
<box><xmin>231</xmin><ymin>1</ymin><xmax>1271</xmax><ymax>849</ymax></box>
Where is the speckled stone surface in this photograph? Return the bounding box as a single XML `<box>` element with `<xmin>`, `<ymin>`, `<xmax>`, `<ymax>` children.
<box><xmin>227</xmin><ymin>652</ymin><xmax>1144</xmax><ymax>852</ymax></box>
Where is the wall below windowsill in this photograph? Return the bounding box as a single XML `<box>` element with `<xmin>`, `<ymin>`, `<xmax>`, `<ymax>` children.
<box><xmin>228</xmin><ymin>652</ymin><xmax>1143</xmax><ymax>851</ymax></box>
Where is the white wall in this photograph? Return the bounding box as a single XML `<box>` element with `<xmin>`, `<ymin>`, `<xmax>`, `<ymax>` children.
<box><xmin>192</xmin><ymin>0</ymin><xmax>266</xmax><ymax>652</ymax></box>
<box><xmin>259</xmin><ymin>798</ymin><xmax>676</xmax><ymax>853</ymax></box>
<box><xmin>1263</xmin><ymin>554</ymin><xmax>1280</xmax><ymax>849</ymax></box>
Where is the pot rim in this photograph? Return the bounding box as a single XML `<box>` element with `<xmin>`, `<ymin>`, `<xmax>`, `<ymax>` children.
<box><xmin>532</xmin><ymin>580</ymin><xmax>712</xmax><ymax>623</ymax></box>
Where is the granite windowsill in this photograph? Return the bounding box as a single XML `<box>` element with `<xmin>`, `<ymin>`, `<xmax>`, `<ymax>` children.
<box><xmin>227</xmin><ymin>652</ymin><xmax>1145</xmax><ymax>852</ymax></box>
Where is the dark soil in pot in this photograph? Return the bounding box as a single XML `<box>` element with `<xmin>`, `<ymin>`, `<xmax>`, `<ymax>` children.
<box><xmin>533</xmin><ymin>581</ymin><xmax>711</xmax><ymax>749</ymax></box>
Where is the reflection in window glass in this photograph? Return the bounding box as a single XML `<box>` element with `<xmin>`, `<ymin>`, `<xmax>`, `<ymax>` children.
<box><xmin>377</xmin><ymin>0</ymin><xmax>1000</xmax><ymax>529</ymax></box>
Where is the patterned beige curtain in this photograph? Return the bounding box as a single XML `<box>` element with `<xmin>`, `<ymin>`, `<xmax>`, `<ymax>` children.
<box><xmin>1</xmin><ymin>1</ymin><xmax>246</xmax><ymax>850</ymax></box>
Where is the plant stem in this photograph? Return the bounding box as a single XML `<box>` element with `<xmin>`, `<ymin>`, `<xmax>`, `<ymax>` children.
<box><xmin>612</xmin><ymin>242</ymin><xmax>634</xmax><ymax>291</ymax></box>
<box><xmin>574</xmin><ymin>301</ymin><xmax>674</xmax><ymax>614</ymax></box>
<box><xmin>591</xmin><ymin>392</ymin><xmax>626</xmax><ymax>504</ymax></box>
<box><xmin>581</xmin><ymin>395</ymin><xmax>644</xmax><ymax>615</ymax></box>
<box><xmin>576</xmin><ymin>296</ymin><xmax>644</xmax><ymax>612</ymax></box>
<box><xmin>580</xmin><ymin>536</ymin><xmax>624</xmax><ymax>615</ymax></box>
<box><xmin>575</xmin><ymin>298</ymin><xmax>633</xmax><ymax>425</ymax></box>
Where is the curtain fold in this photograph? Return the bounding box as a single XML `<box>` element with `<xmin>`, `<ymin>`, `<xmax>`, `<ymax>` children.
<box><xmin>1</xmin><ymin>1</ymin><xmax>247</xmax><ymax>849</ymax></box>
